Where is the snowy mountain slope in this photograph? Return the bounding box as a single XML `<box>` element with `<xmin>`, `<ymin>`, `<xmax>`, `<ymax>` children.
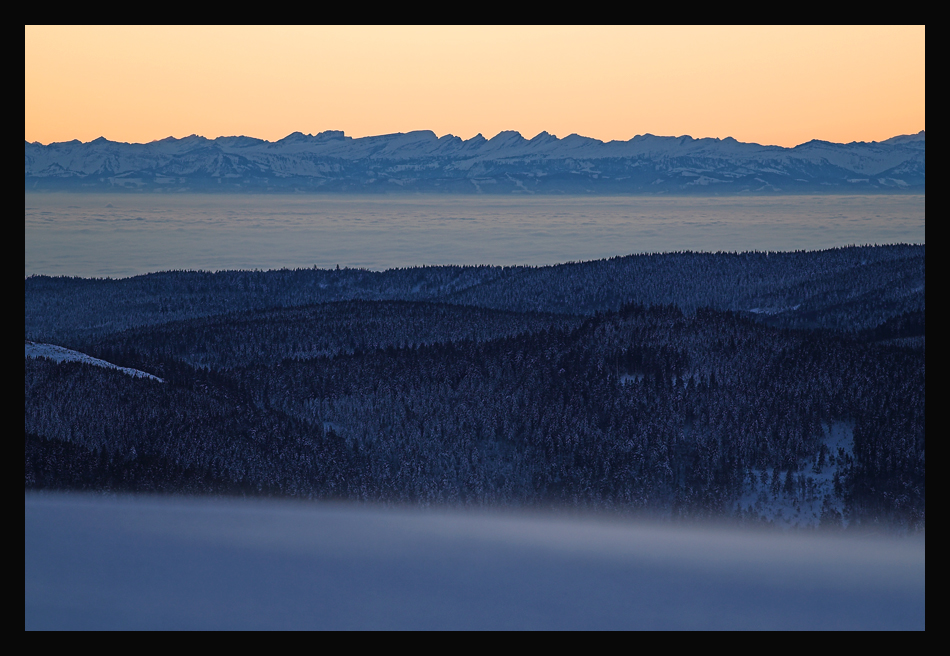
<box><xmin>25</xmin><ymin>130</ymin><xmax>925</xmax><ymax>193</ymax></box>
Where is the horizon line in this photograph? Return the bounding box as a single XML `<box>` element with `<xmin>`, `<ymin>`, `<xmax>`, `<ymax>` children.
<box><xmin>26</xmin><ymin>128</ymin><xmax>927</xmax><ymax>150</ymax></box>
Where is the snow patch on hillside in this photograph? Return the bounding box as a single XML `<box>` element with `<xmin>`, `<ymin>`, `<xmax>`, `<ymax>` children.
<box><xmin>737</xmin><ymin>421</ymin><xmax>853</xmax><ymax>529</ymax></box>
<box><xmin>25</xmin><ymin>341</ymin><xmax>163</xmax><ymax>382</ymax></box>
<box><xmin>747</xmin><ymin>304</ymin><xmax>800</xmax><ymax>315</ymax></box>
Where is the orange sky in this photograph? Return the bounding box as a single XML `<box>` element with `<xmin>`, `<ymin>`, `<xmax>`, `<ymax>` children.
<box><xmin>25</xmin><ymin>26</ymin><xmax>925</xmax><ymax>148</ymax></box>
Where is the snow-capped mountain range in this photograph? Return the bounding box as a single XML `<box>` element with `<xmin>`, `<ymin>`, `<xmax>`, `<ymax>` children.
<box><xmin>25</xmin><ymin>129</ymin><xmax>925</xmax><ymax>194</ymax></box>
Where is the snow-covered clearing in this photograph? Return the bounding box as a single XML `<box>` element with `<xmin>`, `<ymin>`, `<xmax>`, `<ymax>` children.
<box><xmin>737</xmin><ymin>421</ymin><xmax>854</xmax><ymax>529</ymax></box>
<box><xmin>25</xmin><ymin>341</ymin><xmax>163</xmax><ymax>382</ymax></box>
<box><xmin>746</xmin><ymin>304</ymin><xmax>800</xmax><ymax>315</ymax></box>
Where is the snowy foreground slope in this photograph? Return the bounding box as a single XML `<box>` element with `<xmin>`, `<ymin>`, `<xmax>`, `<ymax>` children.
<box><xmin>25</xmin><ymin>492</ymin><xmax>924</xmax><ymax>630</ymax></box>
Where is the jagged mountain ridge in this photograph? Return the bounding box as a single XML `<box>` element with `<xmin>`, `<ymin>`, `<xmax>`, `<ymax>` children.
<box><xmin>25</xmin><ymin>129</ymin><xmax>925</xmax><ymax>193</ymax></box>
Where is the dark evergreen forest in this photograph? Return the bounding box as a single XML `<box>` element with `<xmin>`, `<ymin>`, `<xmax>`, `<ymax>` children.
<box><xmin>25</xmin><ymin>245</ymin><xmax>925</xmax><ymax>529</ymax></box>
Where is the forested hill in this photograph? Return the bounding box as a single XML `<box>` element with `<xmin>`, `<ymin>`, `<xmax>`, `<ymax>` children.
<box><xmin>25</xmin><ymin>245</ymin><xmax>925</xmax><ymax>529</ymax></box>
<box><xmin>26</xmin><ymin>302</ymin><xmax>924</xmax><ymax>528</ymax></box>
<box><xmin>26</xmin><ymin>244</ymin><xmax>923</xmax><ymax>346</ymax></box>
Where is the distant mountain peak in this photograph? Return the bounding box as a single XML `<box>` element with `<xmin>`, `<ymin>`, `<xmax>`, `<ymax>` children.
<box><xmin>315</xmin><ymin>130</ymin><xmax>348</xmax><ymax>141</ymax></box>
<box><xmin>278</xmin><ymin>131</ymin><xmax>311</xmax><ymax>142</ymax></box>
<box><xmin>882</xmin><ymin>130</ymin><xmax>926</xmax><ymax>145</ymax></box>
<box><xmin>489</xmin><ymin>130</ymin><xmax>526</xmax><ymax>141</ymax></box>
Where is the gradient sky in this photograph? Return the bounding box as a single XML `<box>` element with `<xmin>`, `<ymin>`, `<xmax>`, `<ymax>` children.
<box><xmin>25</xmin><ymin>26</ymin><xmax>924</xmax><ymax>148</ymax></box>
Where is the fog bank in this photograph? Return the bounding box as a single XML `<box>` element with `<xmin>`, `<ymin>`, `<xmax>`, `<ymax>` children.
<box><xmin>25</xmin><ymin>492</ymin><xmax>924</xmax><ymax>630</ymax></box>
